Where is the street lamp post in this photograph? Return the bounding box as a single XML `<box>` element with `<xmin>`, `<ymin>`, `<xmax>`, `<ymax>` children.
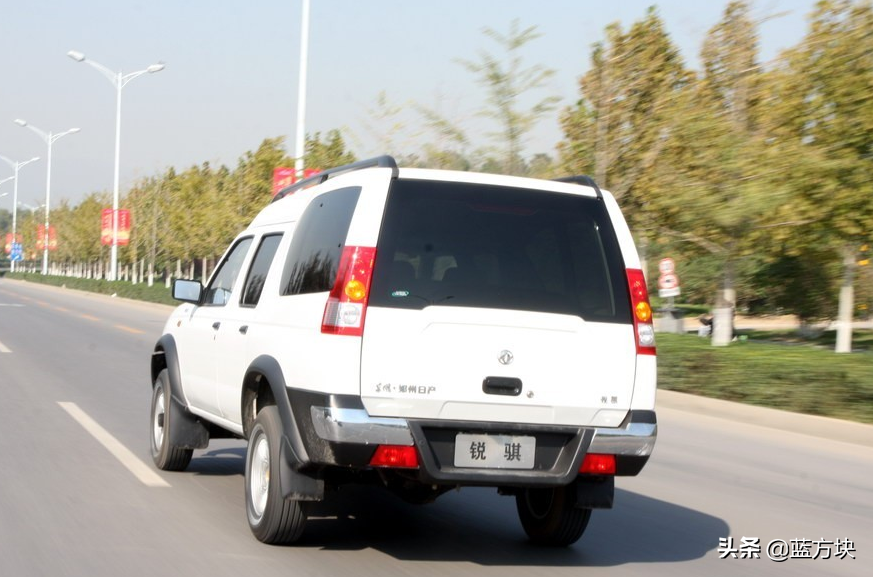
<box><xmin>0</xmin><ymin>155</ymin><xmax>40</xmax><ymax>272</ymax></box>
<box><xmin>68</xmin><ymin>50</ymin><xmax>164</xmax><ymax>281</ymax></box>
<box><xmin>14</xmin><ymin>120</ymin><xmax>79</xmax><ymax>275</ymax></box>
<box><xmin>294</xmin><ymin>0</ymin><xmax>310</xmax><ymax>178</ymax></box>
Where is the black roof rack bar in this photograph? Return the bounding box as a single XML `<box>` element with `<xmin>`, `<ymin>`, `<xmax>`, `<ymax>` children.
<box><xmin>272</xmin><ymin>155</ymin><xmax>399</xmax><ymax>202</ymax></box>
<box><xmin>552</xmin><ymin>175</ymin><xmax>603</xmax><ymax>200</ymax></box>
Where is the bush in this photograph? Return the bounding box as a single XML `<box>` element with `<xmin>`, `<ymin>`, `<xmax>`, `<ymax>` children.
<box><xmin>4</xmin><ymin>272</ymin><xmax>178</xmax><ymax>305</ymax></box>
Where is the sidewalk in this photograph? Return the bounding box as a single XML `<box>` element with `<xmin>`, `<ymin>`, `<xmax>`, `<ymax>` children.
<box><xmin>657</xmin><ymin>389</ymin><xmax>873</xmax><ymax>449</ymax></box>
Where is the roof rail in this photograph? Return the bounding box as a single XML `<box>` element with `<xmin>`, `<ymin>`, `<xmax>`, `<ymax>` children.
<box><xmin>272</xmin><ymin>155</ymin><xmax>399</xmax><ymax>202</ymax></box>
<box><xmin>552</xmin><ymin>175</ymin><xmax>603</xmax><ymax>200</ymax></box>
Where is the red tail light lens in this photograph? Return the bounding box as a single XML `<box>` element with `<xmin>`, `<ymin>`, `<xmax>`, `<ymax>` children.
<box><xmin>579</xmin><ymin>453</ymin><xmax>616</xmax><ymax>475</ymax></box>
<box><xmin>626</xmin><ymin>268</ymin><xmax>656</xmax><ymax>355</ymax></box>
<box><xmin>369</xmin><ymin>445</ymin><xmax>419</xmax><ymax>469</ymax></box>
<box><xmin>322</xmin><ymin>246</ymin><xmax>377</xmax><ymax>336</ymax></box>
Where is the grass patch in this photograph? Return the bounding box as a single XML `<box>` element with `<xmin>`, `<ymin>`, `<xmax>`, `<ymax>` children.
<box><xmin>658</xmin><ymin>333</ymin><xmax>873</xmax><ymax>424</ymax></box>
<box><xmin>4</xmin><ymin>272</ymin><xmax>177</xmax><ymax>306</ymax></box>
<box><xmin>744</xmin><ymin>328</ymin><xmax>873</xmax><ymax>352</ymax></box>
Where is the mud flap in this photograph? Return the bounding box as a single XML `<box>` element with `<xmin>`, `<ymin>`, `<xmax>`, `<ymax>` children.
<box><xmin>167</xmin><ymin>392</ymin><xmax>210</xmax><ymax>449</ymax></box>
<box><xmin>280</xmin><ymin>437</ymin><xmax>324</xmax><ymax>501</ymax></box>
<box><xmin>574</xmin><ymin>475</ymin><xmax>614</xmax><ymax>509</ymax></box>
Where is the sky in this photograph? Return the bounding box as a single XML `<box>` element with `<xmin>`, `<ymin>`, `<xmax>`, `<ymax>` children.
<box><xmin>0</xmin><ymin>0</ymin><xmax>819</xmax><ymax>209</ymax></box>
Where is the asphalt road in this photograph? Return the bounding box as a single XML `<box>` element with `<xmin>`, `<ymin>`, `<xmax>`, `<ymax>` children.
<box><xmin>1</xmin><ymin>278</ymin><xmax>870</xmax><ymax>576</ymax></box>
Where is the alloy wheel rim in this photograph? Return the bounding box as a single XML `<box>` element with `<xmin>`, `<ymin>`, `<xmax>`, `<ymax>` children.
<box><xmin>153</xmin><ymin>389</ymin><xmax>165</xmax><ymax>450</ymax></box>
<box><xmin>250</xmin><ymin>434</ymin><xmax>270</xmax><ymax>519</ymax></box>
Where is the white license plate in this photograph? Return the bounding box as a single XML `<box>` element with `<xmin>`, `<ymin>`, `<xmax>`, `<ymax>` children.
<box><xmin>453</xmin><ymin>433</ymin><xmax>536</xmax><ymax>469</ymax></box>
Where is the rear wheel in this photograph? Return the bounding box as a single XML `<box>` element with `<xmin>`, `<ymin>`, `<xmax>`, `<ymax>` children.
<box><xmin>516</xmin><ymin>485</ymin><xmax>592</xmax><ymax>546</ymax></box>
<box><xmin>245</xmin><ymin>406</ymin><xmax>308</xmax><ymax>544</ymax></box>
<box><xmin>150</xmin><ymin>369</ymin><xmax>193</xmax><ymax>471</ymax></box>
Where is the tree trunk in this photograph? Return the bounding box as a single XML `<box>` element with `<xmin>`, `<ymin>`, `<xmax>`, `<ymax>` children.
<box><xmin>835</xmin><ymin>248</ymin><xmax>856</xmax><ymax>354</ymax></box>
<box><xmin>712</xmin><ymin>259</ymin><xmax>736</xmax><ymax>346</ymax></box>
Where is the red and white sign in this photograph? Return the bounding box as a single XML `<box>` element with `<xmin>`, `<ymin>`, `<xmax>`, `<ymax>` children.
<box><xmin>658</xmin><ymin>273</ymin><xmax>679</xmax><ymax>290</ymax></box>
<box><xmin>658</xmin><ymin>258</ymin><xmax>675</xmax><ymax>275</ymax></box>
<box><xmin>658</xmin><ymin>258</ymin><xmax>681</xmax><ymax>298</ymax></box>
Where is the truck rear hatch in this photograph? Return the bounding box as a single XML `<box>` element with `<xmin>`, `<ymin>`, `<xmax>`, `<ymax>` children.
<box><xmin>360</xmin><ymin>178</ymin><xmax>636</xmax><ymax>427</ymax></box>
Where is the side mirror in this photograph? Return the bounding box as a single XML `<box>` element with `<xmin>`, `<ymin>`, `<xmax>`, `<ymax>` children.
<box><xmin>173</xmin><ymin>279</ymin><xmax>203</xmax><ymax>304</ymax></box>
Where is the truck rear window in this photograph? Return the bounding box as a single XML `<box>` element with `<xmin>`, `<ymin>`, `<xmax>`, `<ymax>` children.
<box><xmin>369</xmin><ymin>179</ymin><xmax>631</xmax><ymax>323</ymax></box>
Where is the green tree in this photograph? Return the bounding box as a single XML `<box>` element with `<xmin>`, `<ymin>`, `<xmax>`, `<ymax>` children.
<box><xmin>767</xmin><ymin>0</ymin><xmax>873</xmax><ymax>350</ymax></box>
<box><xmin>305</xmin><ymin>130</ymin><xmax>356</xmax><ymax>170</ymax></box>
<box><xmin>458</xmin><ymin>19</ymin><xmax>560</xmax><ymax>175</ymax></box>
<box><xmin>641</xmin><ymin>2</ymin><xmax>791</xmax><ymax>336</ymax></box>
<box><xmin>558</xmin><ymin>7</ymin><xmax>689</xmax><ymax>222</ymax></box>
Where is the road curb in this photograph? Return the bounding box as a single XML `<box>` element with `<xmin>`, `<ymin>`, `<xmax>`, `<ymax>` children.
<box><xmin>657</xmin><ymin>389</ymin><xmax>873</xmax><ymax>449</ymax></box>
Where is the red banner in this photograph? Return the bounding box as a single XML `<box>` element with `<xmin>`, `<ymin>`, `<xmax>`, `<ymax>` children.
<box><xmin>36</xmin><ymin>226</ymin><xmax>57</xmax><ymax>251</ymax></box>
<box><xmin>272</xmin><ymin>167</ymin><xmax>296</xmax><ymax>197</ymax></box>
<box><xmin>101</xmin><ymin>208</ymin><xmax>132</xmax><ymax>246</ymax></box>
<box><xmin>101</xmin><ymin>208</ymin><xmax>113</xmax><ymax>245</ymax></box>
<box><xmin>117</xmin><ymin>209</ymin><xmax>131</xmax><ymax>246</ymax></box>
<box><xmin>4</xmin><ymin>233</ymin><xmax>17</xmax><ymax>254</ymax></box>
<box><xmin>272</xmin><ymin>167</ymin><xmax>322</xmax><ymax>197</ymax></box>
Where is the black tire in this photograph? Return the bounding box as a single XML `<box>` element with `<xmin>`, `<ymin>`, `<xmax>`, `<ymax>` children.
<box><xmin>516</xmin><ymin>485</ymin><xmax>592</xmax><ymax>546</ymax></box>
<box><xmin>150</xmin><ymin>369</ymin><xmax>194</xmax><ymax>471</ymax></box>
<box><xmin>245</xmin><ymin>406</ymin><xmax>308</xmax><ymax>544</ymax></box>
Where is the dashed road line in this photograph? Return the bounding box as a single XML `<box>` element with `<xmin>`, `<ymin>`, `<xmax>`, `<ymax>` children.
<box><xmin>58</xmin><ymin>402</ymin><xmax>170</xmax><ymax>488</ymax></box>
<box><xmin>3</xmin><ymin>290</ymin><xmax>147</xmax><ymax>335</ymax></box>
<box><xmin>0</xmin><ymin>340</ymin><xmax>10</xmax><ymax>353</ymax></box>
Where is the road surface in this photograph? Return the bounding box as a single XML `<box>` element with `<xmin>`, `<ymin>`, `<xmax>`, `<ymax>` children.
<box><xmin>0</xmin><ymin>278</ymin><xmax>869</xmax><ymax>576</ymax></box>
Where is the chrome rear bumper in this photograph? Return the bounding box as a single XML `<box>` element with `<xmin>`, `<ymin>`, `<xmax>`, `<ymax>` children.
<box><xmin>311</xmin><ymin>406</ymin><xmax>656</xmax><ymax>457</ymax></box>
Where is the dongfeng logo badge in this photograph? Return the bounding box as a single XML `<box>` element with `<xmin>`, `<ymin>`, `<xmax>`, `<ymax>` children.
<box><xmin>498</xmin><ymin>350</ymin><xmax>514</xmax><ymax>365</ymax></box>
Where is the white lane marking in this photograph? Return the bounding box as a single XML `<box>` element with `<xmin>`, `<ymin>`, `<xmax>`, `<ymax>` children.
<box><xmin>58</xmin><ymin>402</ymin><xmax>170</xmax><ymax>488</ymax></box>
<box><xmin>0</xmin><ymin>340</ymin><xmax>10</xmax><ymax>353</ymax></box>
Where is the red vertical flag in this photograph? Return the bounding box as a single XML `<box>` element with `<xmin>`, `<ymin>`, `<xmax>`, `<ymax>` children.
<box><xmin>101</xmin><ymin>208</ymin><xmax>131</xmax><ymax>245</ymax></box>
<box><xmin>117</xmin><ymin>209</ymin><xmax>131</xmax><ymax>246</ymax></box>
<box><xmin>272</xmin><ymin>167</ymin><xmax>296</xmax><ymax>197</ymax></box>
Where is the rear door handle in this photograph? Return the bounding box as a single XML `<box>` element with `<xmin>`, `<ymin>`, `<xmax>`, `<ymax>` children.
<box><xmin>239</xmin><ymin>325</ymin><xmax>248</xmax><ymax>335</ymax></box>
<box><xmin>482</xmin><ymin>376</ymin><xmax>522</xmax><ymax>396</ymax></box>
<box><xmin>212</xmin><ymin>321</ymin><xmax>221</xmax><ymax>330</ymax></box>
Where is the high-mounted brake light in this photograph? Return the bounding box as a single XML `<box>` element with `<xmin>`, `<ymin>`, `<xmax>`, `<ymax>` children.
<box><xmin>626</xmin><ymin>269</ymin><xmax>656</xmax><ymax>355</ymax></box>
<box><xmin>369</xmin><ymin>445</ymin><xmax>420</xmax><ymax>469</ymax></box>
<box><xmin>322</xmin><ymin>246</ymin><xmax>377</xmax><ymax>336</ymax></box>
<box><xmin>579</xmin><ymin>453</ymin><xmax>616</xmax><ymax>475</ymax></box>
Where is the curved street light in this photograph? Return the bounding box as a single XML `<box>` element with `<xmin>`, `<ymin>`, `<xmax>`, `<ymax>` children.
<box><xmin>14</xmin><ymin>119</ymin><xmax>79</xmax><ymax>275</ymax></box>
<box><xmin>68</xmin><ymin>50</ymin><xmax>165</xmax><ymax>281</ymax></box>
<box><xmin>0</xmin><ymin>154</ymin><xmax>40</xmax><ymax>272</ymax></box>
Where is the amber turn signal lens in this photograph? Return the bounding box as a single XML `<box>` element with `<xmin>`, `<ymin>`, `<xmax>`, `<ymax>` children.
<box><xmin>635</xmin><ymin>301</ymin><xmax>652</xmax><ymax>323</ymax></box>
<box><xmin>344</xmin><ymin>279</ymin><xmax>367</xmax><ymax>301</ymax></box>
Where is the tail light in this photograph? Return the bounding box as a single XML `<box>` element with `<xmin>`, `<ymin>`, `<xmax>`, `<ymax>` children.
<box><xmin>369</xmin><ymin>445</ymin><xmax>420</xmax><ymax>469</ymax></box>
<box><xmin>322</xmin><ymin>246</ymin><xmax>377</xmax><ymax>336</ymax></box>
<box><xmin>579</xmin><ymin>453</ymin><xmax>616</xmax><ymax>475</ymax></box>
<box><xmin>626</xmin><ymin>269</ymin><xmax>656</xmax><ymax>355</ymax></box>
